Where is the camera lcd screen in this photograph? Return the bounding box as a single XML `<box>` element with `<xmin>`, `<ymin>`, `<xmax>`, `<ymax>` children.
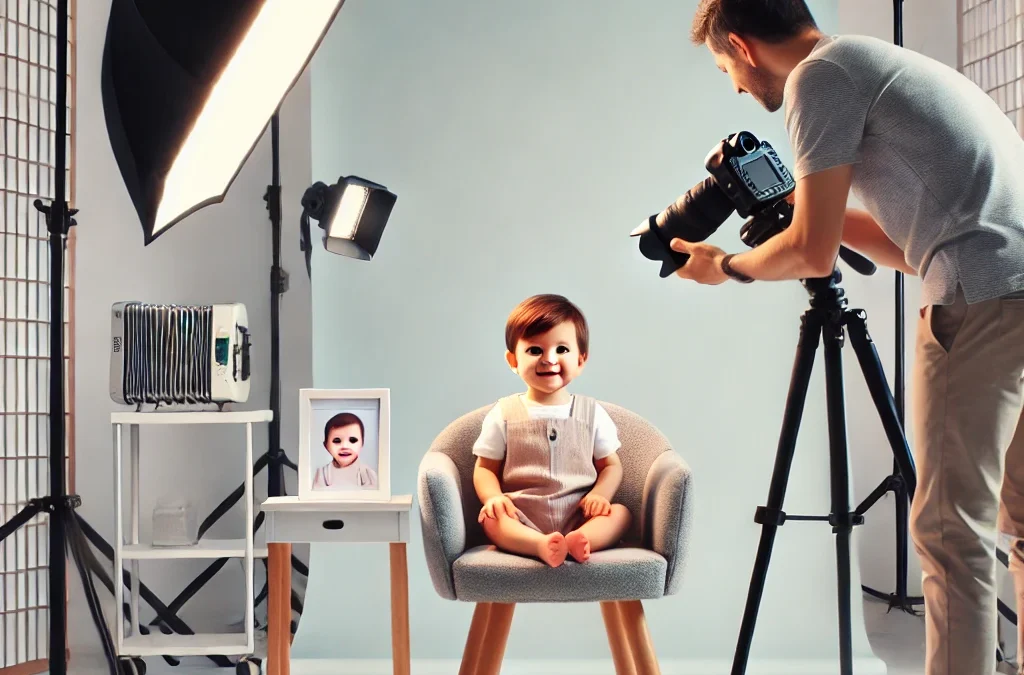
<box><xmin>743</xmin><ymin>156</ymin><xmax>782</xmax><ymax>191</ymax></box>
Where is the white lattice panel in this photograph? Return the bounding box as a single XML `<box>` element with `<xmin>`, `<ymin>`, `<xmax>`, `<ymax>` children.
<box><xmin>961</xmin><ymin>0</ymin><xmax>1024</xmax><ymax>134</ymax></box>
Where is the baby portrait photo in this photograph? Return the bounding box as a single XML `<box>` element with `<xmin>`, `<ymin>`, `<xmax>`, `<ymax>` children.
<box><xmin>298</xmin><ymin>388</ymin><xmax>391</xmax><ymax>501</ymax></box>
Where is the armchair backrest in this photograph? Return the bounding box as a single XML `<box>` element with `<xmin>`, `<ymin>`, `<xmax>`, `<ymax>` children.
<box><xmin>425</xmin><ymin>400</ymin><xmax>675</xmax><ymax>549</ymax></box>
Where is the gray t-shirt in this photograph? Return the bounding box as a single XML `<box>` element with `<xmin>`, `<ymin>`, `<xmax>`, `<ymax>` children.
<box><xmin>783</xmin><ymin>34</ymin><xmax>1024</xmax><ymax>306</ymax></box>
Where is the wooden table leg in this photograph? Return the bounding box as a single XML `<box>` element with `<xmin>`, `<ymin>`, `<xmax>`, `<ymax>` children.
<box><xmin>390</xmin><ymin>543</ymin><xmax>411</xmax><ymax>675</ymax></box>
<box><xmin>268</xmin><ymin>543</ymin><xmax>292</xmax><ymax>675</ymax></box>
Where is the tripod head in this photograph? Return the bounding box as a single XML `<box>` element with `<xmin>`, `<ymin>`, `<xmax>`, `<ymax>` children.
<box><xmin>739</xmin><ymin>199</ymin><xmax>877</xmax><ymax>279</ymax></box>
<box><xmin>738</xmin><ymin>198</ymin><xmax>875</xmax><ymax>311</ymax></box>
<box><xmin>801</xmin><ymin>268</ymin><xmax>850</xmax><ymax>312</ymax></box>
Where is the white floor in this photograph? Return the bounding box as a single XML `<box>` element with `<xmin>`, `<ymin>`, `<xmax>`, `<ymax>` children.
<box><xmin>861</xmin><ymin>596</ymin><xmax>927</xmax><ymax>675</ymax></box>
<box><xmin>862</xmin><ymin>594</ymin><xmax>1022</xmax><ymax>675</ymax></box>
<box><xmin>51</xmin><ymin>596</ymin><xmax>1015</xmax><ymax>675</ymax></box>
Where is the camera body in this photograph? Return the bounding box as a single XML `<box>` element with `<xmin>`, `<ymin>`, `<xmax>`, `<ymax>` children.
<box><xmin>631</xmin><ymin>131</ymin><xmax>796</xmax><ymax>278</ymax></box>
<box><xmin>705</xmin><ymin>131</ymin><xmax>794</xmax><ymax>219</ymax></box>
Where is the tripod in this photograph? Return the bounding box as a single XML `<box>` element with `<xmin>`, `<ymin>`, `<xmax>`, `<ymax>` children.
<box><xmin>730</xmin><ymin>267</ymin><xmax>917</xmax><ymax>675</ymax></box>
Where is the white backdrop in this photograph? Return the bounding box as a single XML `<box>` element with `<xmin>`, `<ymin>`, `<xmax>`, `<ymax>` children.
<box><xmin>294</xmin><ymin>0</ymin><xmax>889</xmax><ymax>669</ymax></box>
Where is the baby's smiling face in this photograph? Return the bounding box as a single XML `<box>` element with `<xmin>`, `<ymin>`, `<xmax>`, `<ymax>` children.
<box><xmin>325</xmin><ymin>423</ymin><xmax>363</xmax><ymax>468</ymax></box>
<box><xmin>508</xmin><ymin>320</ymin><xmax>586</xmax><ymax>396</ymax></box>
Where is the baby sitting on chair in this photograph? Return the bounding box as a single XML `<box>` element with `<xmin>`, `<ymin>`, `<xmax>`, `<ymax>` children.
<box><xmin>472</xmin><ymin>293</ymin><xmax>631</xmax><ymax>567</ymax></box>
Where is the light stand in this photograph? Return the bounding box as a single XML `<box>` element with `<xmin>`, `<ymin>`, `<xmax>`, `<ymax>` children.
<box><xmin>0</xmin><ymin>2</ymin><xmax>92</xmax><ymax>673</ymax></box>
<box><xmin>729</xmin><ymin>269</ymin><xmax>917</xmax><ymax>675</ymax></box>
<box><xmin>266</xmin><ymin>113</ymin><xmax>290</xmax><ymax>504</ymax></box>
<box><xmin>856</xmin><ymin>0</ymin><xmax>924</xmax><ymax>616</ymax></box>
<box><xmin>262</xmin><ymin>110</ymin><xmax>306</xmax><ymax>651</ymax></box>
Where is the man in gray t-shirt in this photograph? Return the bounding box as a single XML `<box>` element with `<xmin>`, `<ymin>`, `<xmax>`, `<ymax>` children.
<box><xmin>668</xmin><ymin>2</ymin><xmax>1024</xmax><ymax>674</ymax></box>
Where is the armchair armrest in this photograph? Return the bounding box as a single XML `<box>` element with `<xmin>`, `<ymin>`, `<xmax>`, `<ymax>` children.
<box><xmin>417</xmin><ymin>451</ymin><xmax>467</xmax><ymax>600</ymax></box>
<box><xmin>640</xmin><ymin>450</ymin><xmax>694</xmax><ymax>595</ymax></box>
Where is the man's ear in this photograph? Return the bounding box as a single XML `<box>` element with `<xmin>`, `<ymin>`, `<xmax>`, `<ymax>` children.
<box><xmin>505</xmin><ymin>350</ymin><xmax>518</xmax><ymax>371</ymax></box>
<box><xmin>728</xmin><ymin>32</ymin><xmax>757</xmax><ymax>67</ymax></box>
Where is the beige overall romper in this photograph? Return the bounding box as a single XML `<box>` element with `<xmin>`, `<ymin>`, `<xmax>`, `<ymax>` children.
<box><xmin>498</xmin><ymin>393</ymin><xmax>598</xmax><ymax>535</ymax></box>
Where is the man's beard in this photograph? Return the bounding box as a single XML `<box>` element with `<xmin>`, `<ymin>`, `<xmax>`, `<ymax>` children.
<box><xmin>744</xmin><ymin>67</ymin><xmax>784</xmax><ymax>112</ymax></box>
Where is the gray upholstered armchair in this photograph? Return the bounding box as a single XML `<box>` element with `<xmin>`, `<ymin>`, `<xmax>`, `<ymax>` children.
<box><xmin>417</xmin><ymin>401</ymin><xmax>694</xmax><ymax>674</ymax></box>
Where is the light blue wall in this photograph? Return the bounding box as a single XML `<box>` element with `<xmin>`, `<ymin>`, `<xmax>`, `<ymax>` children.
<box><xmin>295</xmin><ymin>0</ymin><xmax>880</xmax><ymax>664</ymax></box>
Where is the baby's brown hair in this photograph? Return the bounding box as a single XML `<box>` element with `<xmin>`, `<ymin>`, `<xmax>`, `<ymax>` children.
<box><xmin>504</xmin><ymin>294</ymin><xmax>589</xmax><ymax>356</ymax></box>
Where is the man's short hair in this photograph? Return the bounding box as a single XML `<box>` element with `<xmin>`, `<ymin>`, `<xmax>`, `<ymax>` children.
<box><xmin>691</xmin><ymin>0</ymin><xmax>819</xmax><ymax>53</ymax></box>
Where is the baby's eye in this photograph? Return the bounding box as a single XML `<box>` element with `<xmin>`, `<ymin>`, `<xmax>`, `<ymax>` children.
<box><xmin>349</xmin><ymin>437</ymin><xmax>358</xmax><ymax>443</ymax></box>
<box><xmin>557</xmin><ymin>346</ymin><xmax>570</xmax><ymax>353</ymax></box>
<box><xmin>527</xmin><ymin>346</ymin><xmax>542</xmax><ymax>355</ymax></box>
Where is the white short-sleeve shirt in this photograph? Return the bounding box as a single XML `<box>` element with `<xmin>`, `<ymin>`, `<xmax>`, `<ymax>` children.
<box><xmin>471</xmin><ymin>394</ymin><xmax>620</xmax><ymax>461</ymax></box>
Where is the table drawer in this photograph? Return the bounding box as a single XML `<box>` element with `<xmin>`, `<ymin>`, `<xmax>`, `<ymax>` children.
<box><xmin>265</xmin><ymin>509</ymin><xmax>407</xmax><ymax>543</ymax></box>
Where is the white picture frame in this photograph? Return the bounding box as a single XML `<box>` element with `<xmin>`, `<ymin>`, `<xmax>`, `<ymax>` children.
<box><xmin>298</xmin><ymin>388</ymin><xmax>391</xmax><ymax>502</ymax></box>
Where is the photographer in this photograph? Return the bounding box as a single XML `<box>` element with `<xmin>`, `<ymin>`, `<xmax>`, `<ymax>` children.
<box><xmin>671</xmin><ymin>1</ymin><xmax>1024</xmax><ymax>674</ymax></box>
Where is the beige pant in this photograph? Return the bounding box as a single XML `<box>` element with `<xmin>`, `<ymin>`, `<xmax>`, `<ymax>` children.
<box><xmin>910</xmin><ymin>286</ymin><xmax>1024</xmax><ymax>675</ymax></box>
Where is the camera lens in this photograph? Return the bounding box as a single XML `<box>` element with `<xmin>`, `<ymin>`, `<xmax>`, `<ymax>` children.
<box><xmin>661</xmin><ymin>176</ymin><xmax>735</xmax><ymax>243</ymax></box>
<box><xmin>631</xmin><ymin>175</ymin><xmax>736</xmax><ymax>277</ymax></box>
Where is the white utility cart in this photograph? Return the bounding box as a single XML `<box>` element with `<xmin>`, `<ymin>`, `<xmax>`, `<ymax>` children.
<box><xmin>111</xmin><ymin>410</ymin><xmax>272</xmax><ymax>675</ymax></box>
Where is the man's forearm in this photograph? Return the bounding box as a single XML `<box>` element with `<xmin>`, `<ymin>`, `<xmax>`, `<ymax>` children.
<box><xmin>724</xmin><ymin>209</ymin><xmax>916</xmax><ymax>281</ymax></box>
<box><xmin>727</xmin><ymin>226</ymin><xmax>834</xmax><ymax>281</ymax></box>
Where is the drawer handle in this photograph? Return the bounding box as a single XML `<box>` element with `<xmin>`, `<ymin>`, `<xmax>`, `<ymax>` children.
<box><xmin>322</xmin><ymin>519</ymin><xmax>345</xmax><ymax>530</ymax></box>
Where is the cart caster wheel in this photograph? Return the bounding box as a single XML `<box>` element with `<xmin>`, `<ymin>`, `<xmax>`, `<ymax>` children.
<box><xmin>118</xmin><ymin>657</ymin><xmax>145</xmax><ymax>675</ymax></box>
<box><xmin>236</xmin><ymin>656</ymin><xmax>261</xmax><ymax>675</ymax></box>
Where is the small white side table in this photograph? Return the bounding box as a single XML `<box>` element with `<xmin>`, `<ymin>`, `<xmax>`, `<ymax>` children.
<box><xmin>260</xmin><ymin>495</ymin><xmax>413</xmax><ymax>675</ymax></box>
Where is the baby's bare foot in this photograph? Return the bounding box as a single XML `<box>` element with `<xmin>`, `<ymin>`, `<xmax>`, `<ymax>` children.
<box><xmin>537</xmin><ymin>532</ymin><xmax>568</xmax><ymax>567</ymax></box>
<box><xmin>566</xmin><ymin>530</ymin><xmax>590</xmax><ymax>563</ymax></box>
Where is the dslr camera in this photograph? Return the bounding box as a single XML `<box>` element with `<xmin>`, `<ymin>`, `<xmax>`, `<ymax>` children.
<box><xmin>631</xmin><ymin>131</ymin><xmax>796</xmax><ymax>278</ymax></box>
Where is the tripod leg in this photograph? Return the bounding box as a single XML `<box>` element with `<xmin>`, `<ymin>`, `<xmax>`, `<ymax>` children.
<box><xmin>845</xmin><ymin>311</ymin><xmax>916</xmax><ymax>499</ymax></box>
<box><xmin>823</xmin><ymin>321</ymin><xmax>858</xmax><ymax>675</ymax></box>
<box><xmin>893</xmin><ymin>464</ymin><xmax>919</xmax><ymax>605</ymax></box>
<box><xmin>731</xmin><ymin>313</ymin><xmax>822</xmax><ymax>675</ymax></box>
<box><xmin>846</xmin><ymin>310</ymin><xmax>923</xmax><ymax>613</ymax></box>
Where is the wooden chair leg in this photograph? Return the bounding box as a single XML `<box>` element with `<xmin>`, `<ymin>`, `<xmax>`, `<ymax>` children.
<box><xmin>601</xmin><ymin>601</ymin><xmax>637</xmax><ymax>675</ymax></box>
<box><xmin>619</xmin><ymin>600</ymin><xmax>661</xmax><ymax>675</ymax></box>
<box><xmin>459</xmin><ymin>603</ymin><xmax>492</xmax><ymax>675</ymax></box>
<box><xmin>476</xmin><ymin>602</ymin><xmax>515</xmax><ymax>675</ymax></box>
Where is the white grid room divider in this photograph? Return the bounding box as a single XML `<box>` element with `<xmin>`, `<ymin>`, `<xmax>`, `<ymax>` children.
<box><xmin>959</xmin><ymin>0</ymin><xmax>1024</xmax><ymax>135</ymax></box>
<box><xmin>0</xmin><ymin>0</ymin><xmax>76</xmax><ymax>674</ymax></box>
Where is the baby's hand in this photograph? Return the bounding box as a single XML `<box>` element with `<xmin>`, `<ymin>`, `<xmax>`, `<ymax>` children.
<box><xmin>580</xmin><ymin>492</ymin><xmax>612</xmax><ymax>518</ymax></box>
<box><xmin>479</xmin><ymin>494</ymin><xmax>517</xmax><ymax>522</ymax></box>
